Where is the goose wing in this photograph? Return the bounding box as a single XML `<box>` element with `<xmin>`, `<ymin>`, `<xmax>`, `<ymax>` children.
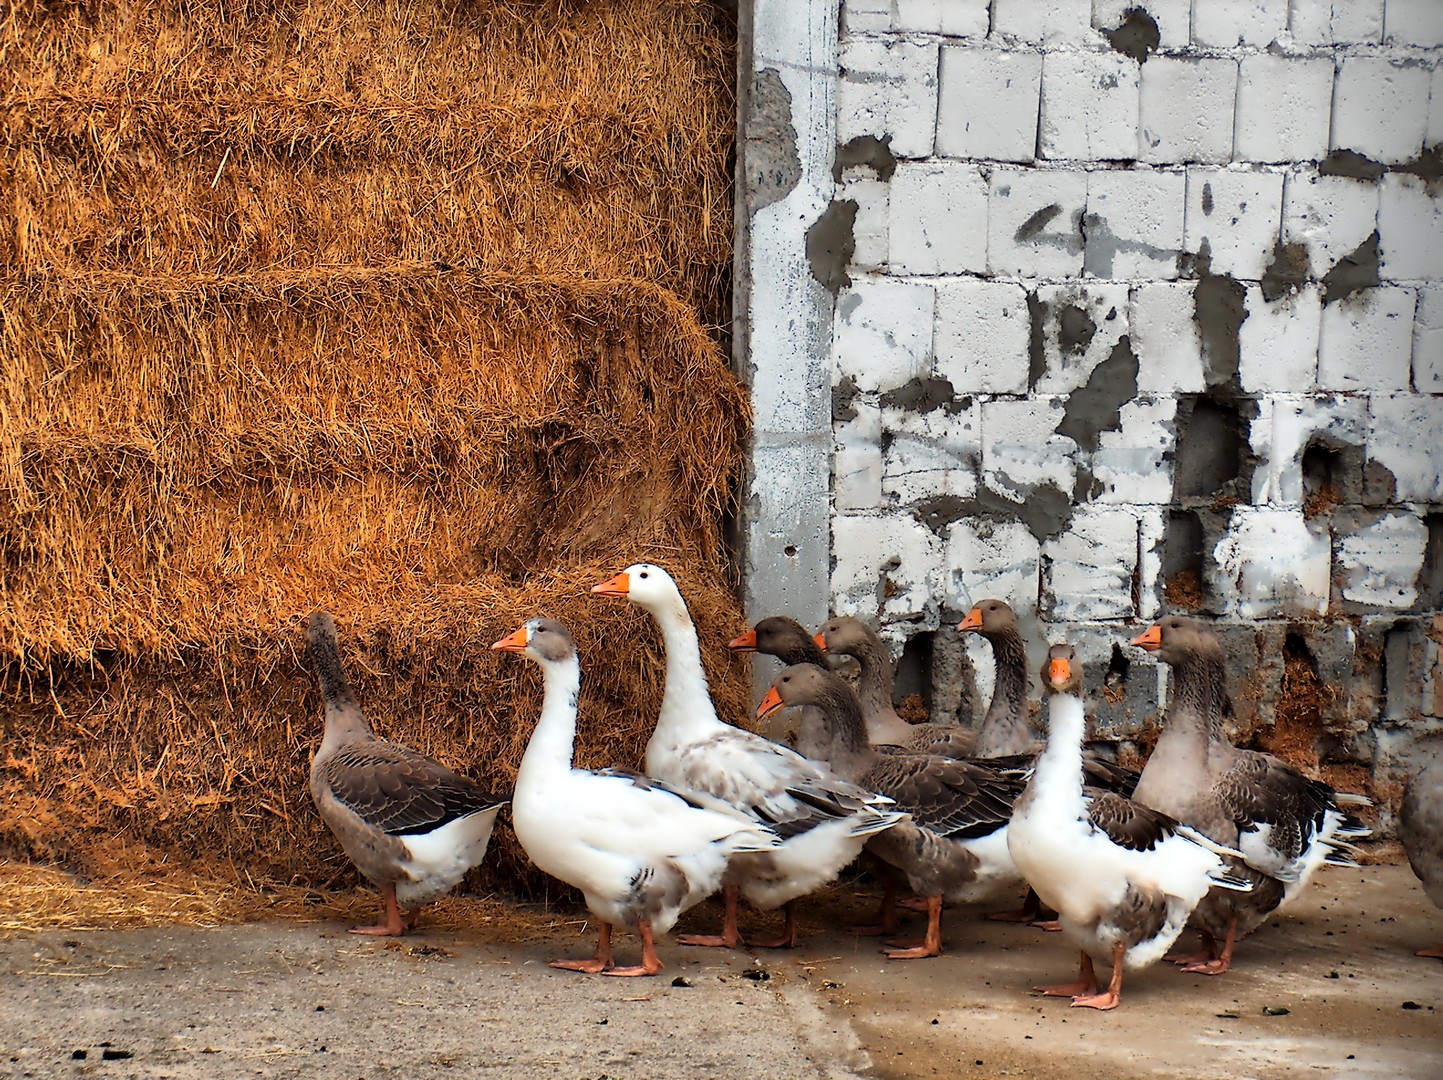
<box><xmin>322</xmin><ymin>742</ymin><xmax>505</xmax><ymax>837</ymax></box>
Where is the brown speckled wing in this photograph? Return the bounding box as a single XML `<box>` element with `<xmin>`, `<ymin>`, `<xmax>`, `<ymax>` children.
<box><xmin>902</xmin><ymin>725</ymin><xmax>980</xmax><ymax>759</ymax></box>
<box><xmin>865</xmin><ymin>756</ymin><xmax>1021</xmax><ymax>840</ymax></box>
<box><xmin>1086</xmin><ymin>791</ymin><xmax>1177</xmax><ymax>852</ymax></box>
<box><xmin>1214</xmin><ymin>751</ymin><xmax>1333</xmax><ymax>859</ymax></box>
<box><xmin>323</xmin><ymin>743</ymin><xmax>505</xmax><ymax>837</ymax></box>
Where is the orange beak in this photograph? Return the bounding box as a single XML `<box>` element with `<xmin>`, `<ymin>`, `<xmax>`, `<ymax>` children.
<box><xmin>958</xmin><ymin>608</ymin><xmax>983</xmax><ymax>632</ymax></box>
<box><xmin>812</xmin><ymin>632</ymin><xmax>828</xmax><ymax>652</ymax></box>
<box><xmin>1131</xmin><ymin>625</ymin><xmax>1163</xmax><ymax>652</ymax></box>
<box><xmin>757</xmin><ymin>687</ymin><xmax>785</xmax><ymax>720</ymax></box>
<box><xmin>491</xmin><ymin>626</ymin><xmax>529</xmax><ymax>653</ymax></box>
<box><xmin>729</xmin><ymin>628</ymin><xmax>757</xmax><ymax>652</ymax></box>
<box><xmin>591</xmin><ymin>571</ymin><xmax>630</xmax><ymax>598</ymax></box>
<box><xmin>1049</xmin><ymin>657</ymin><xmax>1071</xmax><ymax>685</ymax></box>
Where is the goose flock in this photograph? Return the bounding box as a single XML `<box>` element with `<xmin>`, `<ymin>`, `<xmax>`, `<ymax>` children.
<box><xmin>304</xmin><ymin>562</ymin><xmax>1439</xmax><ymax>1009</ymax></box>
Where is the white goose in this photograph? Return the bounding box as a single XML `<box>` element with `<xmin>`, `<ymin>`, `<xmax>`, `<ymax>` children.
<box><xmin>593</xmin><ymin>564</ymin><xmax>906</xmax><ymax>948</ymax></box>
<box><xmin>493</xmin><ymin>618</ymin><xmax>779</xmax><ymax>976</ymax></box>
<box><xmin>1007</xmin><ymin>644</ymin><xmax>1252</xmax><ymax>1010</ymax></box>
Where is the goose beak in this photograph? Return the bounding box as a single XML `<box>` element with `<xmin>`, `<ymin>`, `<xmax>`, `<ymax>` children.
<box><xmin>957</xmin><ymin>608</ymin><xmax>984</xmax><ymax>632</ymax></box>
<box><xmin>591</xmin><ymin>571</ymin><xmax>630</xmax><ymax>598</ymax></box>
<box><xmin>812</xmin><ymin>632</ymin><xmax>828</xmax><ymax>652</ymax></box>
<box><xmin>1131</xmin><ymin>625</ymin><xmax>1163</xmax><ymax>651</ymax></box>
<box><xmin>491</xmin><ymin>626</ymin><xmax>529</xmax><ymax>652</ymax></box>
<box><xmin>1049</xmin><ymin>657</ymin><xmax>1072</xmax><ymax>686</ymax></box>
<box><xmin>729</xmin><ymin>628</ymin><xmax>757</xmax><ymax>652</ymax></box>
<box><xmin>757</xmin><ymin>687</ymin><xmax>785</xmax><ymax>720</ymax></box>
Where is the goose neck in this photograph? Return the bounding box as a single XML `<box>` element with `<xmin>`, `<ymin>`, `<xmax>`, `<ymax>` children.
<box><xmin>1033</xmin><ymin>692</ymin><xmax>1087</xmax><ymax>799</ymax></box>
<box><xmin>520</xmin><ymin>656</ymin><xmax>583</xmax><ymax>775</ymax></box>
<box><xmin>975</xmin><ymin>627</ymin><xmax>1032</xmax><ymax>757</ymax></box>
<box><xmin>644</xmin><ymin>595</ymin><xmax>721</xmax><ymax>737</ymax></box>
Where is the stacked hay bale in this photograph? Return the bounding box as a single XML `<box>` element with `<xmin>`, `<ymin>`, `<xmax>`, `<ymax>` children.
<box><xmin>0</xmin><ymin>0</ymin><xmax>746</xmax><ymax>896</ymax></box>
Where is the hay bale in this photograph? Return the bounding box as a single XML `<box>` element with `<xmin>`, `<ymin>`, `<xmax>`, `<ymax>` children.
<box><xmin>0</xmin><ymin>0</ymin><xmax>748</xmax><ymax>904</ymax></box>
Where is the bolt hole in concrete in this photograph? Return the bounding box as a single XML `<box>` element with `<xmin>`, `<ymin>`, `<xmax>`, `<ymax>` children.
<box><xmin>783</xmin><ymin>544</ymin><xmax>797</xmax><ymax>558</ymax></box>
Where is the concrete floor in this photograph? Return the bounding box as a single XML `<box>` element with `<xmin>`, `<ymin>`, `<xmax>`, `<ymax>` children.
<box><xmin>0</xmin><ymin>862</ymin><xmax>1438</xmax><ymax>1079</ymax></box>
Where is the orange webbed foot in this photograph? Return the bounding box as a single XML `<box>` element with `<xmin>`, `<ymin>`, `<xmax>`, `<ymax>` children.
<box><xmin>550</xmin><ymin>957</ymin><xmax>613</xmax><ymax>974</ymax></box>
<box><xmin>1070</xmin><ymin>989</ymin><xmax>1121</xmax><ymax>1010</ymax></box>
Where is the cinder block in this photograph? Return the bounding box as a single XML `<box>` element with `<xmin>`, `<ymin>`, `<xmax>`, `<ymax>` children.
<box><xmin>944</xmin><ymin>518</ymin><xmax>1041</xmax><ymax>616</ymax></box>
<box><xmin>1238</xmin><ymin>285</ymin><xmax>1322</xmax><ymax>393</ymax></box>
<box><xmin>839</xmin><ymin>174</ymin><xmax>889</xmax><ymax>272</ymax></box>
<box><xmin>933</xmin><ymin>279</ymin><xmax>1032</xmax><ymax>395</ymax></box>
<box><xmin>1336</xmin><ymin>510</ymin><xmax>1430</xmax><ymax>610</ymax></box>
<box><xmin>1413</xmin><ymin>285</ymin><xmax>1443</xmax><ymax>393</ymax></box>
<box><xmin>1289</xmin><ymin>0</ymin><xmax>1384</xmax><ymax>43</ymax></box>
<box><xmin>1184</xmin><ymin>168</ymin><xmax>1285</xmax><ymax>281</ymax></box>
<box><xmin>1249</xmin><ymin>394</ymin><xmax>1369</xmax><ymax>506</ymax></box>
<box><xmin>1139</xmin><ymin>57</ymin><xmax>1238</xmax><ymax>165</ymax></box>
<box><xmin>1369</xmin><ymin>393</ymin><xmax>1443</xmax><ymax>502</ymax></box>
<box><xmin>1041</xmin><ymin>507</ymin><xmax>1140</xmax><ymax>622</ymax></box>
<box><xmin>1084</xmin><ymin>169</ymin><xmax>1186</xmax><ymax>279</ymax></box>
<box><xmin>880</xmin><ymin>396</ymin><xmax>982</xmax><ymax>506</ymax></box>
<box><xmin>833</xmin><ymin>393</ymin><xmax>883</xmax><ymax>512</ymax></box>
<box><xmin>1032</xmin><ymin>282</ymin><xmax>1131</xmax><ymax>395</ymax></box>
<box><xmin>1136</xmin><ymin>507</ymin><xmax>1166</xmax><ymax>620</ymax></box>
<box><xmin>936</xmin><ymin>47</ymin><xmax>1042</xmax><ymax>163</ymax></box>
<box><xmin>893</xmin><ymin>0</ymin><xmax>990</xmax><ymax>36</ymax></box>
<box><xmin>987</xmin><ymin>167</ymin><xmax>1088</xmax><ymax>277</ymax></box>
<box><xmin>981</xmin><ymin>397</ymin><xmax>1077</xmax><ymax>500</ymax></box>
<box><xmin>992</xmin><ymin>0</ymin><xmax>1094</xmax><ymax>44</ymax></box>
<box><xmin>1093</xmin><ymin>0</ymin><xmax>1192</xmax><ymax>48</ymax></box>
<box><xmin>834</xmin><ymin>277</ymin><xmax>936</xmax><ymax>393</ymax></box>
<box><xmin>1039</xmin><ymin>51</ymin><xmax>1140</xmax><ymax>161</ymax></box>
<box><xmin>1331</xmin><ymin>57</ymin><xmax>1431</xmax><ymax>164</ymax></box>
<box><xmin>837</xmin><ymin>38</ymin><xmax>940</xmax><ymax>159</ymax></box>
<box><xmin>1384</xmin><ymin>0</ymin><xmax>1443</xmax><ymax>46</ymax></box>
<box><xmin>831</xmin><ymin>514</ymin><xmax>945</xmax><ymax>623</ymax></box>
<box><xmin>1317</xmin><ymin>287</ymin><xmax>1417</xmax><ymax>392</ymax></box>
<box><xmin>1234</xmin><ymin>55</ymin><xmax>1333</xmax><ymax>164</ymax></box>
<box><xmin>1091</xmin><ymin>397</ymin><xmax>1179</xmax><ymax>505</ymax></box>
<box><xmin>841</xmin><ymin>0</ymin><xmax>891</xmax><ymax>33</ymax></box>
<box><xmin>890</xmin><ymin>161</ymin><xmax>989</xmax><ymax>274</ymax></box>
<box><xmin>1379</xmin><ymin>173</ymin><xmax>1443</xmax><ymax>281</ymax></box>
<box><xmin>1192</xmin><ymin>0</ymin><xmax>1288</xmax><ymax>45</ymax></box>
<box><xmin>1213</xmin><ymin>507</ymin><xmax>1331</xmax><ymax>618</ymax></box>
<box><xmin>1281</xmin><ymin>170</ymin><xmax>1381</xmax><ymax>280</ymax></box>
<box><xmin>1130</xmin><ymin>282</ymin><xmax>1206</xmax><ymax>393</ymax></box>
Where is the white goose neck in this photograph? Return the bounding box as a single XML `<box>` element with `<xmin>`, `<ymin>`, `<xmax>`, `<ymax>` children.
<box><xmin>642</xmin><ymin>592</ymin><xmax>722</xmax><ymax>737</ymax></box>
<box><xmin>519</xmin><ymin>656</ymin><xmax>583</xmax><ymax>778</ymax></box>
<box><xmin>1033</xmin><ymin>692</ymin><xmax>1087</xmax><ymax>799</ymax></box>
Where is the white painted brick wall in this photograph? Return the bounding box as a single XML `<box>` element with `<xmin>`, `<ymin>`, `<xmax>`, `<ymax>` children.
<box><xmin>889</xmin><ymin>160</ymin><xmax>989</xmax><ymax>274</ymax></box>
<box><xmin>1430</xmin><ymin>64</ymin><xmax>1443</xmax><ymax>146</ymax></box>
<box><xmin>981</xmin><ymin>397</ymin><xmax>1077</xmax><ymax>499</ymax></box>
<box><xmin>1039</xmin><ymin>50</ymin><xmax>1140</xmax><ymax>161</ymax></box>
<box><xmin>933</xmin><ymin>279</ymin><xmax>1033</xmax><ymax>394</ymax></box>
<box><xmin>837</xmin><ymin>38</ymin><xmax>940</xmax><ymax>158</ymax></box>
<box><xmin>1214</xmin><ymin>507</ymin><xmax>1332</xmax><ymax>618</ymax></box>
<box><xmin>1331</xmin><ymin>57</ymin><xmax>1432</xmax><ymax>164</ymax></box>
<box><xmin>992</xmin><ymin>0</ymin><xmax>1094</xmax><ymax>45</ymax></box>
<box><xmin>834</xmin><ymin>394</ymin><xmax>883</xmax><ymax>513</ymax></box>
<box><xmin>1414</xmin><ymin>285</ymin><xmax>1443</xmax><ymax>393</ymax></box>
<box><xmin>945</xmin><ymin>518</ymin><xmax>1042</xmax><ymax>614</ymax></box>
<box><xmin>1084</xmin><ymin>169</ymin><xmax>1186</xmax><ymax>279</ymax></box>
<box><xmin>1378</xmin><ymin>174</ymin><xmax>1443</xmax><ymax>281</ymax></box>
<box><xmin>834</xmin><ymin>277</ymin><xmax>935</xmax><ymax>392</ymax></box>
<box><xmin>1234</xmin><ymin>54</ymin><xmax>1334</xmax><ymax>165</ymax></box>
<box><xmin>1281</xmin><ymin>171</ymin><xmax>1380</xmax><ymax>280</ymax></box>
<box><xmin>1249</xmin><ymin>394</ymin><xmax>1369</xmax><ymax>506</ymax></box>
<box><xmin>831</xmin><ymin>514</ymin><xmax>944</xmax><ymax>622</ymax></box>
<box><xmin>880</xmin><ymin>399</ymin><xmax>981</xmax><ymax>505</ymax></box>
<box><xmin>987</xmin><ymin>167</ymin><xmax>1088</xmax><ymax>277</ymax></box>
<box><xmin>840</xmin><ymin>174</ymin><xmax>889</xmax><ymax>271</ymax></box>
<box><xmin>1192</xmin><ymin>0</ymin><xmax>1289</xmax><ymax>47</ymax></box>
<box><xmin>1140</xmin><ymin>57</ymin><xmax>1238</xmax><ymax>165</ymax></box>
<box><xmin>1385</xmin><ymin>0</ymin><xmax>1443</xmax><ymax>46</ymax></box>
<box><xmin>1041</xmin><ymin>507</ymin><xmax>1140</xmax><ymax>621</ymax></box>
<box><xmin>841</xmin><ymin>0</ymin><xmax>891</xmax><ymax>34</ymax></box>
<box><xmin>1091</xmin><ymin>396</ymin><xmax>1178</xmax><ymax>504</ymax></box>
<box><xmin>1238</xmin><ymin>285</ymin><xmax>1323</xmax><ymax>393</ymax></box>
<box><xmin>1093</xmin><ymin>0</ymin><xmax>1192</xmax><ymax>49</ymax></box>
<box><xmin>936</xmin><ymin>47</ymin><xmax>1042</xmax><ymax>164</ymax></box>
<box><xmin>1289</xmin><ymin>0</ymin><xmax>1385</xmax><ymax>44</ymax></box>
<box><xmin>1130</xmin><ymin>282</ymin><xmax>1206</xmax><ymax>393</ymax></box>
<box><xmin>1337</xmin><ymin>511</ymin><xmax>1430</xmax><ymax>609</ymax></box>
<box><xmin>1369</xmin><ymin>394</ymin><xmax>1443</xmax><ymax>502</ymax></box>
<box><xmin>1033</xmin><ymin>282</ymin><xmax>1131</xmax><ymax>394</ymax></box>
<box><xmin>892</xmin><ymin>0</ymin><xmax>990</xmax><ymax>37</ymax></box>
<box><xmin>1184</xmin><ymin>167</ymin><xmax>1285</xmax><ymax>281</ymax></box>
<box><xmin>1317</xmin><ymin>287</ymin><xmax>1417</xmax><ymax>392</ymax></box>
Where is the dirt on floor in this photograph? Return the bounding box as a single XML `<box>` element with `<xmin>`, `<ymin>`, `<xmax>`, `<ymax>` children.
<box><xmin>0</xmin><ymin>861</ymin><xmax>1438</xmax><ymax>1079</ymax></box>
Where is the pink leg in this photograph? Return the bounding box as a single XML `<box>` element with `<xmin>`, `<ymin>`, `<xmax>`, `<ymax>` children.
<box><xmin>749</xmin><ymin>901</ymin><xmax>800</xmax><ymax>949</ymax></box>
<box><xmin>1182</xmin><ymin>917</ymin><xmax>1238</xmax><ymax>976</ymax></box>
<box><xmin>884</xmin><ymin>895</ymin><xmax>944</xmax><ymax>959</ymax></box>
<box><xmin>1165</xmin><ymin>928</ymin><xmax>1217</xmax><ymax>967</ymax></box>
<box><xmin>1071</xmin><ymin>943</ymin><xmax>1125</xmax><ymax>1010</ymax></box>
<box><xmin>1036</xmin><ymin>951</ymin><xmax>1099</xmax><ymax>998</ymax></box>
<box><xmin>350</xmin><ymin>882</ymin><xmax>407</xmax><ymax>937</ymax></box>
<box><xmin>850</xmin><ymin>876</ymin><xmax>902</xmax><ymax>937</ymax></box>
<box><xmin>677</xmin><ymin>885</ymin><xmax>743</xmax><ymax>948</ymax></box>
<box><xmin>551</xmin><ymin>922</ymin><xmax>615</xmax><ymax>974</ymax></box>
<box><xmin>603</xmin><ymin>919</ymin><xmax>665</xmax><ymax>977</ymax></box>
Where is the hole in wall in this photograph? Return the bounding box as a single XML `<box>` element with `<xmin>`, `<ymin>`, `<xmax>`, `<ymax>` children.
<box><xmin>1259</xmin><ymin>631</ymin><xmax>1325</xmax><ymax>773</ymax></box>
<box><xmin>1382</xmin><ymin>622</ymin><xmax>1414</xmax><ymax>723</ymax></box>
<box><xmin>1418</xmin><ymin>513</ymin><xmax>1443</xmax><ymax>611</ymax></box>
<box><xmin>1173</xmin><ymin>396</ymin><xmax>1242</xmax><ymax>501</ymax></box>
<box><xmin>783</xmin><ymin>544</ymin><xmax>797</xmax><ymax>558</ymax></box>
<box><xmin>1301</xmin><ymin>442</ymin><xmax>1342</xmax><ymax>519</ymax></box>
<box><xmin>894</xmin><ymin>631</ymin><xmax>934</xmax><ymax>721</ymax></box>
<box><xmin>1162</xmin><ymin>509</ymin><xmax>1206</xmax><ymax>611</ymax></box>
<box><xmin>1102</xmin><ymin>643</ymin><xmax>1130</xmax><ymax>703</ymax></box>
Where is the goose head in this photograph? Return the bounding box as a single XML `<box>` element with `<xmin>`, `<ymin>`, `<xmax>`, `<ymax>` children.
<box><xmin>734</xmin><ymin>616</ymin><xmax>822</xmax><ymax>663</ymax></box>
<box><xmin>1041</xmin><ymin>643</ymin><xmax>1084</xmax><ymax>697</ymax></box>
<box><xmin>957</xmin><ymin>598</ymin><xmax>1018</xmax><ymax>637</ymax></box>
<box><xmin>591</xmin><ymin>562</ymin><xmax>681</xmax><ymax>610</ymax></box>
<box><xmin>1130</xmin><ymin>615</ymin><xmax>1223</xmax><ymax>668</ymax></box>
<box><xmin>491</xmin><ymin>617</ymin><xmax>576</xmax><ymax>665</ymax></box>
<box><xmin>756</xmin><ymin>663</ymin><xmax>836</xmax><ymax>720</ymax></box>
<box><xmin>812</xmin><ymin>614</ymin><xmax>876</xmax><ymax>657</ymax></box>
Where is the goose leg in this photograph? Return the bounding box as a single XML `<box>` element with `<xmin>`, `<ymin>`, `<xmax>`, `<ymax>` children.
<box><xmin>603</xmin><ymin>919</ymin><xmax>665</xmax><ymax>977</ymax></box>
<box><xmin>988</xmin><ymin>886</ymin><xmax>1049</xmax><ymax>923</ymax></box>
<box><xmin>1182</xmin><ymin>917</ymin><xmax>1238</xmax><ymax>975</ymax></box>
<box><xmin>749</xmin><ymin>901</ymin><xmax>801</xmax><ymax>949</ymax></box>
<box><xmin>1036</xmin><ymin>951</ymin><xmax>1099</xmax><ymax>998</ymax></box>
<box><xmin>677</xmin><ymin>885</ymin><xmax>743</xmax><ymax>948</ymax></box>
<box><xmin>551</xmin><ymin>922</ymin><xmax>615</xmax><ymax>974</ymax></box>
<box><xmin>1071</xmin><ymin>943</ymin><xmax>1125</xmax><ymax>1010</ymax></box>
<box><xmin>350</xmin><ymin>882</ymin><xmax>407</xmax><ymax>937</ymax></box>
<box><xmin>884</xmin><ymin>895</ymin><xmax>944</xmax><ymax>959</ymax></box>
<box><xmin>849</xmin><ymin>875</ymin><xmax>902</xmax><ymax>937</ymax></box>
<box><xmin>1164</xmin><ymin>928</ymin><xmax>1217</xmax><ymax>967</ymax></box>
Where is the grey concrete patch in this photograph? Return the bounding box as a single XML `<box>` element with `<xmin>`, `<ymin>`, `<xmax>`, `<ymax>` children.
<box><xmin>746</xmin><ymin>68</ymin><xmax>801</xmax><ymax>213</ymax></box>
<box><xmin>1321</xmin><ymin>231</ymin><xmax>1382</xmax><ymax>305</ymax></box>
